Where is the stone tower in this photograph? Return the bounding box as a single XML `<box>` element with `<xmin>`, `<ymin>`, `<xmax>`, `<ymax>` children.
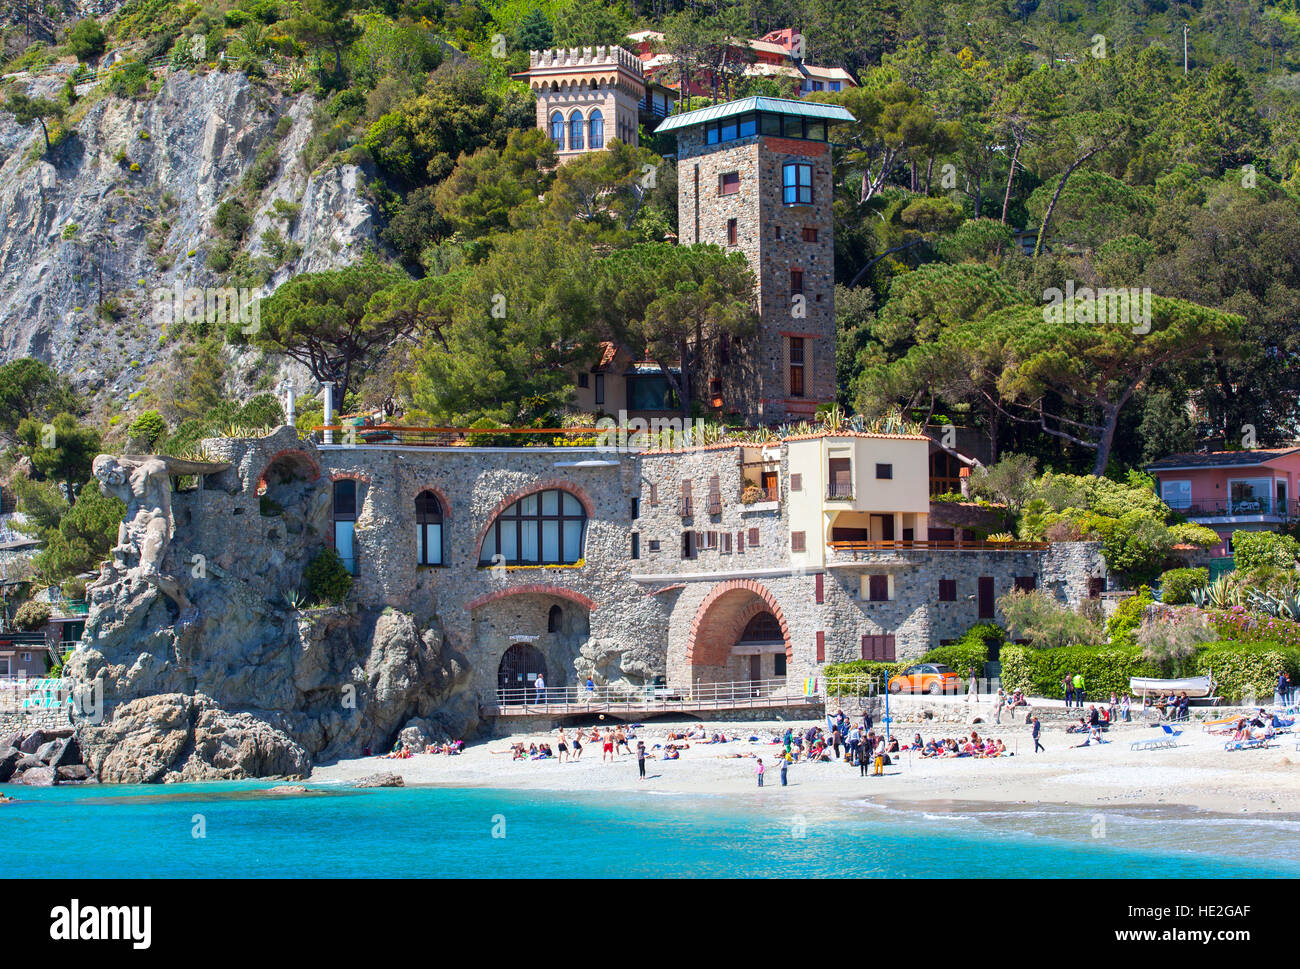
<box><xmin>522</xmin><ymin>46</ymin><xmax>646</xmax><ymax>161</ymax></box>
<box><xmin>657</xmin><ymin>97</ymin><xmax>854</xmax><ymax>424</ymax></box>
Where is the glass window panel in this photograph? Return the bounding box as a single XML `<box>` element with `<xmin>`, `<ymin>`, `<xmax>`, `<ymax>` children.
<box><xmin>706</xmin><ymin>124</ymin><xmax>719</xmax><ymax>145</ymax></box>
<box><xmin>481</xmin><ymin>529</ymin><xmax>495</xmax><ymax>561</ymax></box>
<box><xmin>520</xmin><ymin>494</ymin><xmax>538</xmax><ymax>515</ymax></box>
<box><xmin>760</xmin><ymin>113</ymin><xmax>781</xmax><ymax>135</ymax></box>
<box><xmin>335</xmin><ymin>522</ymin><xmax>355</xmax><ymax>574</ymax></box>
<box><xmin>427</xmin><ymin>524</ymin><xmax>442</xmax><ymax>565</ymax></box>
<box><xmin>564</xmin><ymin>520</ymin><xmax>583</xmax><ymax>562</ymax></box>
<box><xmin>720</xmin><ymin>120</ymin><xmax>737</xmax><ymax>141</ymax></box>
<box><xmin>416</xmin><ymin>523</ymin><xmax>424</xmax><ymax>563</ymax></box>
<box><xmin>738</xmin><ymin>115</ymin><xmax>757</xmax><ymax>137</ymax></box>
<box><xmin>563</xmin><ymin>492</ymin><xmax>581</xmax><ymax>515</ymax></box>
<box><xmin>500</xmin><ymin>521</ymin><xmax>518</xmax><ymax>561</ymax></box>
<box><xmin>542</xmin><ymin>490</ymin><xmax>559</xmax><ymax>515</ymax></box>
<box><xmin>515</xmin><ymin>520</ymin><xmax>535</xmax><ymax>562</ymax></box>
<box><xmin>806</xmin><ymin>120</ymin><xmax>826</xmax><ymax>141</ymax></box>
<box><xmin>782</xmin><ymin>116</ymin><xmax>803</xmax><ymax>138</ymax></box>
<box><xmin>541</xmin><ymin>520</ymin><xmax>560</xmax><ymax>562</ymax></box>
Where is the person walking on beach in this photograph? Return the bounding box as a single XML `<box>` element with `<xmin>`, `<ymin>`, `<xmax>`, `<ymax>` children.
<box><xmin>994</xmin><ymin>688</ymin><xmax>1005</xmax><ymax>724</ymax></box>
<box><xmin>1063</xmin><ymin>674</ymin><xmax>1073</xmax><ymax>708</ymax></box>
<box><xmin>636</xmin><ymin>741</ymin><xmax>647</xmax><ymax>779</ymax></box>
<box><xmin>534</xmin><ymin>672</ymin><xmax>546</xmax><ymax>703</ymax></box>
<box><xmin>967</xmin><ymin>666</ymin><xmax>978</xmax><ymax>701</ymax></box>
<box><xmin>779</xmin><ymin>754</ymin><xmax>789</xmax><ymax>787</ymax></box>
<box><xmin>1122</xmin><ymin>693</ymin><xmax>1131</xmax><ymax>723</ymax></box>
<box><xmin>756</xmin><ymin>758</ymin><xmax>765</xmax><ymax>787</ymax></box>
<box><xmin>556</xmin><ymin>728</ymin><xmax>569</xmax><ymax>764</ymax></box>
<box><xmin>1031</xmin><ymin>716</ymin><xmax>1044</xmax><ymax>753</ymax></box>
<box><xmin>602</xmin><ymin>729</ymin><xmax>615</xmax><ymax>762</ymax></box>
<box><xmin>831</xmin><ymin>724</ymin><xmax>842</xmax><ymax>761</ymax></box>
<box><xmin>572</xmin><ymin>729</ymin><xmax>583</xmax><ymax>761</ymax></box>
<box><xmin>1073</xmin><ymin>672</ymin><xmax>1085</xmax><ymax>707</ymax></box>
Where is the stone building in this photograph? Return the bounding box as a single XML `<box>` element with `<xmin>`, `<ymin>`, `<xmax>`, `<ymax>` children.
<box><xmin>654</xmin><ymin>97</ymin><xmax>853</xmax><ymax>423</ymax></box>
<box><xmin>521</xmin><ymin>46</ymin><xmax>647</xmax><ymax>160</ymax></box>
<box><xmin>150</xmin><ymin>426</ymin><xmax>1104</xmax><ymax>715</ymax></box>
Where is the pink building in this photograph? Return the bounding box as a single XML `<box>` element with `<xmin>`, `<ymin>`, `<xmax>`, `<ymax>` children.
<box><xmin>1147</xmin><ymin>447</ymin><xmax>1300</xmax><ymax>556</ymax></box>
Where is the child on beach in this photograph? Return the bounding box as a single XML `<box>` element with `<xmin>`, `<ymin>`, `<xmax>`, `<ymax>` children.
<box><xmin>637</xmin><ymin>741</ymin><xmax>647</xmax><ymax>779</ymax></box>
<box><xmin>756</xmin><ymin>759</ymin><xmax>765</xmax><ymax>787</ymax></box>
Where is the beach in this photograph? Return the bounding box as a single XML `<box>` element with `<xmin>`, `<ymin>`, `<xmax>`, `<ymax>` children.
<box><xmin>308</xmin><ymin>705</ymin><xmax>1300</xmax><ymax>817</ymax></box>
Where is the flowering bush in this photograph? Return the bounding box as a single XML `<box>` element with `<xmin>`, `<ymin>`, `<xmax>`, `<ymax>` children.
<box><xmin>1209</xmin><ymin>606</ymin><xmax>1300</xmax><ymax>650</ymax></box>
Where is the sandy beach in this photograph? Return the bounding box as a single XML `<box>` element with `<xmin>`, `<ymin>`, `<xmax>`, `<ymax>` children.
<box><xmin>309</xmin><ymin>706</ymin><xmax>1300</xmax><ymax>816</ymax></box>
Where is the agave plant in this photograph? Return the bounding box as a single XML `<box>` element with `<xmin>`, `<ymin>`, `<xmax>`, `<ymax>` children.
<box><xmin>1191</xmin><ymin>576</ymin><xmax>1245</xmax><ymax>609</ymax></box>
<box><xmin>1246</xmin><ymin>588</ymin><xmax>1300</xmax><ymax>621</ymax></box>
<box><xmin>282</xmin><ymin>588</ymin><xmax>306</xmax><ymax>611</ymax></box>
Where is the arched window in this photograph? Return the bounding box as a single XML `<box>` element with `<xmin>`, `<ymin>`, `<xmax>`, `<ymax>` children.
<box><xmin>548</xmin><ymin>604</ymin><xmax>563</xmax><ymax>632</ymax></box>
<box><xmin>480</xmin><ymin>489</ymin><xmax>586</xmax><ymax>566</ymax></box>
<box><xmin>549</xmin><ymin>111</ymin><xmax>565</xmax><ymax>145</ymax></box>
<box><xmin>569</xmin><ymin>110</ymin><xmax>585</xmax><ymax>151</ymax></box>
<box><xmin>589</xmin><ymin>109</ymin><xmax>604</xmax><ymax>150</ymax></box>
<box><xmin>415</xmin><ymin>490</ymin><xmax>443</xmax><ymax>566</ymax></box>
<box><xmin>333</xmin><ymin>480</ymin><xmax>357</xmax><ymax>574</ymax></box>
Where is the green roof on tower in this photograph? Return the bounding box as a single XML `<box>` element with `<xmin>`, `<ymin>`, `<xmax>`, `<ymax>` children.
<box><xmin>653</xmin><ymin>96</ymin><xmax>855</xmax><ymax>134</ymax></box>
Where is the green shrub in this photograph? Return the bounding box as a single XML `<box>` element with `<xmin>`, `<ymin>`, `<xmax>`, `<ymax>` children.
<box><xmin>1106</xmin><ymin>584</ymin><xmax>1154</xmax><ymax>647</ymax></box>
<box><xmin>61</xmin><ymin>577</ymin><xmax>87</xmax><ymax>600</ymax></box>
<box><xmin>999</xmin><ymin>642</ymin><xmax>1159</xmax><ymax>699</ymax></box>
<box><xmin>304</xmin><ymin>547</ymin><xmax>351</xmax><ymax>605</ymax></box>
<box><xmin>1232</xmin><ymin>531</ymin><xmax>1300</xmax><ymax>572</ymax></box>
<box><xmin>1159</xmin><ymin>567</ymin><xmax>1208</xmax><ymax>605</ymax></box>
<box><xmin>824</xmin><ymin>659</ymin><xmax>904</xmax><ymax>695</ymax></box>
<box><xmin>67</xmin><ymin>19</ymin><xmax>107</xmax><ymax>61</ymax></box>
<box><xmin>14</xmin><ymin>600</ymin><xmax>52</xmax><ymax>631</ymax></box>
<box><xmin>127</xmin><ymin>409</ymin><xmax>167</xmax><ymax>449</ymax></box>
<box><xmin>921</xmin><ymin>622</ymin><xmax>1003</xmax><ymax>674</ymax></box>
<box><xmin>1193</xmin><ymin>641</ymin><xmax>1300</xmax><ymax>703</ymax></box>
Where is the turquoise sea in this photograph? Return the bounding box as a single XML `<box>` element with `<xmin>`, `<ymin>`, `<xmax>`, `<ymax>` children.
<box><xmin>5</xmin><ymin>782</ymin><xmax>1299</xmax><ymax>878</ymax></box>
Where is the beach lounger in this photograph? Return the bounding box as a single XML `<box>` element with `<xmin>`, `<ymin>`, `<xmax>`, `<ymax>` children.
<box><xmin>1225</xmin><ymin>737</ymin><xmax>1272</xmax><ymax>751</ymax></box>
<box><xmin>1131</xmin><ymin>723</ymin><xmax>1182</xmax><ymax>752</ymax></box>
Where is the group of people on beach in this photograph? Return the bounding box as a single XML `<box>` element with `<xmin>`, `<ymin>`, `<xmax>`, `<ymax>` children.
<box><xmin>380</xmin><ymin>739</ymin><xmax>464</xmax><ymax>759</ymax></box>
<box><xmin>912</xmin><ymin>730</ymin><xmax>1011</xmax><ymax>758</ymax></box>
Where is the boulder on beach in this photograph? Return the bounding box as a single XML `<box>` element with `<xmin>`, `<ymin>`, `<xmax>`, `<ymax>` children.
<box><xmin>0</xmin><ymin>747</ymin><xmax>23</xmax><ymax>782</ymax></box>
<box><xmin>354</xmin><ymin>771</ymin><xmax>404</xmax><ymax>788</ymax></box>
<box><xmin>20</xmin><ymin>766</ymin><xmax>57</xmax><ymax>786</ymax></box>
<box><xmin>56</xmin><ymin>765</ymin><xmax>91</xmax><ymax>782</ymax></box>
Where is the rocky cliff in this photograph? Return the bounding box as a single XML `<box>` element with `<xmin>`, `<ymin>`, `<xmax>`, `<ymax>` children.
<box><xmin>64</xmin><ymin>428</ymin><xmax>478</xmax><ymax>783</ymax></box>
<box><xmin>0</xmin><ymin>66</ymin><xmax>382</xmax><ymax>402</ymax></box>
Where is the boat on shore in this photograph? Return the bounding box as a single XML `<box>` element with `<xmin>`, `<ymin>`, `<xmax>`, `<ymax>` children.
<box><xmin>1129</xmin><ymin>674</ymin><xmax>1215</xmax><ymax>698</ymax></box>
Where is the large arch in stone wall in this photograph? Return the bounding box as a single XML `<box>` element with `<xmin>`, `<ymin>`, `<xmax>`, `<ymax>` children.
<box><xmin>684</xmin><ymin>579</ymin><xmax>792</xmax><ymax>684</ymax></box>
<box><xmin>471</xmin><ymin>480</ymin><xmax>596</xmax><ymax>564</ymax></box>
<box><xmin>468</xmin><ymin>585</ymin><xmax>595</xmax><ymax>697</ymax></box>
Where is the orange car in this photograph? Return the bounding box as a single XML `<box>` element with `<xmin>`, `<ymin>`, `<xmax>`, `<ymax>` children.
<box><xmin>887</xmin><ymin>663</ymin><xmax>963</xmax><ymax>695</ymax></box>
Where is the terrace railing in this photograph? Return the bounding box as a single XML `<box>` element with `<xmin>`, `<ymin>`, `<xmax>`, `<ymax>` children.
<box><xmin>825</xmin><ymin>482</ymin><xmax>854</xmax><ymax>500</ymax></box>
<box><xmin>1178</xmin><ymin>498</ymin><xmax>1298</xmax><ymax>519</ymax></box>
<box><xmin>314</xmin><ymin>425</ymin><xmax>603</xmax><ymax>447</ymax></box>
<box><xmin>491</xmin><ymin>676</ymin><xmax>816</xmax><ymax>714</ymax></box>
<box><xmin>828</xmin><ymin>539</ymin><xmax>1049</xmax><ymax>558</ymax></box>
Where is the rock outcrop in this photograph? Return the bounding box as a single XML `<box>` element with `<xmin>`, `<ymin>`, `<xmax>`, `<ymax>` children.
<box><xmin>64</xmin><ymin>429</ymin><xmax>479</xmax><ymax>783</ymax></box>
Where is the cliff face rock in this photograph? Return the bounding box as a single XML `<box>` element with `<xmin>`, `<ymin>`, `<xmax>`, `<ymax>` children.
<box><xmin>0</xmin><ymin>68</ymin><xmax>383</xmax><ymax>402</ymax></box>
<box><xmin>66</xmin><ymin>429</ymin><xmax>477</xmax><ymax>783</ymax></box>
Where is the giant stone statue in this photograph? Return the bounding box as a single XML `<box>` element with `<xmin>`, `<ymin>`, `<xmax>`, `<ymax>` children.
<box><xmin>91</xmin><ymin>454</ymin><xmax>231</xmax><ymax>616</ymax></box>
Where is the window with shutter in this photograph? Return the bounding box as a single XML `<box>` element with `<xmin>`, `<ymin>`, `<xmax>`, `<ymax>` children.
<box><xmin>748</xmin><ymin>527</ymin><xmax>760</xmax><ymax>546</ymax></box>
<box><xmin>737</xmin><ymin>530</ymin><xmax>745</xmax><ymax>553</ymax></box>
<box><xmin>648</xmin><ymin>483</ymin><xmax>658</xmax><ymax>507</ymax></box>
<box><xmin>680</xmin><ymin>480</ymin><xmax>692</xmax><ymax>516</ymax></box>
<box><xmin>868</xmin><ymin>575</ymin><xmax>889</xmax><ymax>601</ymax></box>
<box><xmin>722</xmin><ymin>532</ymin><xmax>732</xmax><ymax>554</ymax></box>
<box><xmin>707</xmin><ymin>475</ymin><xmax>722</xmax><ymax>514</ymax></box>
<box><xmin>791</xmin><ymin>531</ymin><xmax>806</xmax><ymax>552</ymax></box>
<box><xmin>815</xmin><ymin>572</ymin><xmax>824</xmax><ymax>603</ymax></box>
<box><xmin>790</xmin><ymin>473</ymin><xmax>802</xmax><ymax>492</ymax></box>
<box><xmin>938</xmin><ymin>579</ymin><xmax>956</xmax><ymax>601</ymax></box>
<box><xmin>815</xmin><ymin>630</ymin><xmax>825</xmax><ymax>663</ymax></box>
<box><xmin>1015</xmin><ymin>576</ymin><xmax>1037</xmax><ymax>592</ymax></box>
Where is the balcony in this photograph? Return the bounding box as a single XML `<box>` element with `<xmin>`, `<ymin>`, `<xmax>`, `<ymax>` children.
<box><xmin>825</xmin><ymin>483</ymin><xmax>854</xmax><ymax>501</ymax></box>
<box><xmin>827</xmin><ymin>538</ymin><xmax>1049</xmax><ymax>564</ymax></box>
<box><xmin>1176</xmin><ymin>498</ymin><xmax>1298</xmax><ymax>522</ymax></box>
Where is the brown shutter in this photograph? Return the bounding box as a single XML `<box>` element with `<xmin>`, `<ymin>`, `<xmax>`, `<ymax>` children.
<box><xmin>680</xmin><ymin>480</ymin><xmax>692</xmax><ymax>516</ymax></box>
<box><xmin>648</xmin><ymin>482</ymin><xmax>658</xmax><ymax>507</ymax></box>
<box><xmin>815</xmin><ymin>572</ymin><xmax>824</xmax><ymax>604</ymax></box>
<box><xmin>791</xmin><ymin>531</ymin><xmax>806</xmax><ymax>552</ymax></box>
<box><xmin>707</xmin><ymin>475</ymin><xmax>722</xmax><ymax>514</ymax></box>
<box><xmin>816</xmin><ymin>630</ymin><xmax>825</xmax><ymax>663</ymax></box>
<box><xmin>736</xmin><ymin>530</ymin><xmax>745</xmax><ymax>553</ymax></box>
<box><xmin>790</xmin><ymin>473</ymin><xmax>802</xmax><ymax>492</ymax></box>
<box><xmin>748</xmin><ymin>527</ymin><xmax>760</xmax><ymax>546</ymax></box>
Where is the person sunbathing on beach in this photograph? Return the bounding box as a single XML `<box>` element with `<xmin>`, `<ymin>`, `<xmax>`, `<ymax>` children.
<box><xmin>663</xmin><ymin>748</ymin><xmax>680</xmax><ymax>760</ymax></box>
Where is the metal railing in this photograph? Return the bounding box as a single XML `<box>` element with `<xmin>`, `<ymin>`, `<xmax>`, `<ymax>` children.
<box><xmin>491</xmin><ymin>676</ymin><xmax>816</xmax><ymax>713</ymax></box>
<box><xmin>1177</xmin><ymin>498</ymin><xmax>1297</xmax><ymax>519</ymax></box>
<box><xmin>828</xmin><ymin>539</ymin><xmax>1049</xmax><ymax>556</ymax></box>
<box><xmin>825</xmin><ymin>483</ymin><xmax>854</xmax><ymax>500</ymax></box>
<box><xmin>314</xmin><ymin>424</ymin><xmax>604</xmax><ymax>447</ymax></box>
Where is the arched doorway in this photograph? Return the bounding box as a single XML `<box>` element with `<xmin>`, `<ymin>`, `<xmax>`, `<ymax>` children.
<box><xmin>735</xmin><ymin>611</ymin><xmax>787</xmax><ymax>682</ymax></box>
<box><xmin>684</xmin><ymin>581</ymin><xmax>792</xmax><ymax>686</ymax></box>
<box><xmin>498</xmin><ymin>642</ymin><xmax>547</xmax><ymax>701</ymax></box>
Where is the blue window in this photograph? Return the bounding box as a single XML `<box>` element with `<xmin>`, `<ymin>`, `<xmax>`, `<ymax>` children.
<box><xmin>589</xmin><ymin>109</ymin><xmax>604</xmax><ymax>149</ymax></box>
<box><xmin>568</xmin><ymin>111</ymin><xmax>584</xmax><ymax>150</ymax></box>
<box><xmin>783</xmin><ymin>162</ymin><xmax>813</xmax><ymax>205</ymax></box>
<box><xmin>333</xmin><ymin>479</ymin><xmax>357</xmax><ymax>574</ymax></box>
<box><xmin>549</xmin><ymin>112</ymin><xmax>564</xmax><ymax>144</ymax></box>
<box><xmin>415</xmin><ymin>490</ymin><xmax>443</xmax><ymax>566</ymax></box>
